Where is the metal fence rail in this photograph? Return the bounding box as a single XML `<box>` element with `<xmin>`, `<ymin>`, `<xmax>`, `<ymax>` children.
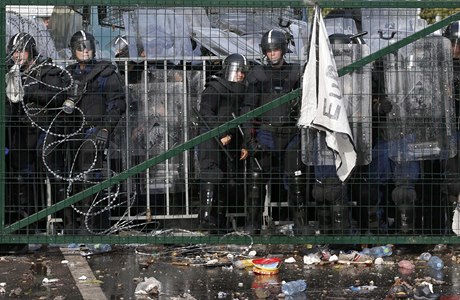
<box><xmin>3</xmin><ymin>0</ymin><xmax>460</xmax><ymax>246</ymax></box>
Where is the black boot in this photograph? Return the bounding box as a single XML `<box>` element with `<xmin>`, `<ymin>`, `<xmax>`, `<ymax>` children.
<box><xmin>199</xmin><ymin>182</ymin><xmax>218</xmax><ymax>229</ymax></box>
<box><xmin>316</xmin><ymin>205</ymin><xmax>332</xmax><ymax>235</ymax></box>
<box><xmin>332</xmin><ymin>203</ymin><xmax>350</xmax><ymax>234</ymax></box>
<box><xmin>358</xmin><ymin>184</ymin><xmax>381</xmax><ymax>234</ymax></box>
<box><xmin>312</xmin><ymin>178</ymin><xmax>345</xmax><ymax>235</ymax></box>
<box><xmin>288</xmin><ymin>175</ymin><xmax>311</xmax><ymax>235</ymax></box>
<box><xmin>392</xmin><ymin>186</ymin><xmax>417</xmax><ymax>234</ymax></box>
<box><xmin>245</xmin><ymin>171</ymin><xmax>263</xmax><ymax>235</ymax></box>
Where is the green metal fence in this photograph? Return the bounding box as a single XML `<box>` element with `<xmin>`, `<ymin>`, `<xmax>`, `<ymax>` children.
<box><xmin>3</xmin><ymin>0</ymin><xmax>460</xmax><ymax>247</ymax></box>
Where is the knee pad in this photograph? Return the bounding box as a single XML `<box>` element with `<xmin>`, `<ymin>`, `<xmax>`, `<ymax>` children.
<box><xmin>312</xmin><ymin>179</ymin><xmax>343</xmax><ymax>205</ymax></box>
<box><xmin>392</xmin><ymin>186</ymin><xmax>417</xmax><ymax>206</ymax></box>
<box><xmin>288</xmin><ymin>176</ymin><xmax>305</xmax><ymax>202</ymax></box>
<box><xmin>446</xmin><ymin>182</ymin><xmax>460</xmax><ymax>197</ymax></box>
<box><xmin>200</xmin><ymin>182</ymin><xmax>215</xmax><ymax>202</ymax></box>
<box><xmin>248</xmin><ymin>171</ymin><xmax>263</xmax><ymax>201</ymax></box>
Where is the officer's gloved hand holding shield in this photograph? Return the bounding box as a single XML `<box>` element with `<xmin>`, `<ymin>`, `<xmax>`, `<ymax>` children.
<box><xmin>95</xmin><ymin>129</ymin><xmax>109</xmax><ymax>149</ymax></box>
<box><xmin>85</xmin><ymin>127</ymin><xmax>109</xmax><ymax>150</ymax></box>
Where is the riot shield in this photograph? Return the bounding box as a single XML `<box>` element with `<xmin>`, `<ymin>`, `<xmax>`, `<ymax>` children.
<box><xmin>302</xmin><ymin>39</ymin><xmax>372</xmax><ymax>166</ymax></box>
<box><xmin>126</xmin><ymin>67</ymin><xmax>203</xmax><ymax>194</ymax></box>
<box><xmin>361</xmin><ymin>8</ymin><xmax>428</xmax><ymax>55</ymax></box>
<box><xmin>123</xmin><ymin>8</ymin><xmax>195</xmax><ymax>64</ymax></box>
<box><xmin>383</xmin><ymin>36</ymin><xmax>456</xmax><ymax>161</ymax></box>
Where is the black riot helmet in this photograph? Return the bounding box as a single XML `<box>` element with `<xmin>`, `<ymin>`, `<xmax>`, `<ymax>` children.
<box><xmin>329</xmin><ymin>33</ymin><xmax>366</xmax><ymax>45</ymax></box>
<box><xmin>222</xmin><ymin>53</ymin><xmax>249</xmax><ymax>82</ymax></box>
<box><xmin>444</xmin><ymin>21</ymin><xmax>460</xmax><ymax>41</ymax></box>
<box><xmin>259</xmin><ymin>29</ymin><xmax>288</xmax><ymax>64</ymax></box>
<box><xmin>112</xmin><ymin>35</ymin><xmax>130</xmax><ymax>58</ymax></box>
<box><xmin>69</xmin><ymin>30</ymin><xmax>96</xmax><ymax>62</ymax></box>
<box><xmin>444</xmin><ymin>21</ymin><xmax>460</xmax><ymax>59</ymax></box>
<box><xmin>7</xmin><ymin>32</ymin><xmax>38</xmax><ymax>59</ymax></box>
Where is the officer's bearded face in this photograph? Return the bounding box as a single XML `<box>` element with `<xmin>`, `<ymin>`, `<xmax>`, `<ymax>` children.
<box><xmin>12</xmin><ymin>50</ymin><xmax>30</xmax><ymax>67</ymax></box>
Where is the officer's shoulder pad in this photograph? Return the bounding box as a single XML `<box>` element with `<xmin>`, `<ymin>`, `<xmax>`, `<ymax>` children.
<box><xmin>42</xmin><ymin>64</ymin><xmax>64</xmax><ymax>76</ymax></box>
<box><xmin>98</xmin><ymin>60</ymin><xmax>118</xmax><ymax>77</ymax></box>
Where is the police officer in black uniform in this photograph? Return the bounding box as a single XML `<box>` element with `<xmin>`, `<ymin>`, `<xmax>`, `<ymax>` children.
<box><xmin>441</xmin><ymin>21</ymin><xmax>460</xmax><ymax>234</ymax></box>
<box><xmin>240</xmin><ymin>29</ymin><xmax>303</xmax><ymax>234</ymax></box>
<box><xmin>197</xmin><ymin>53</ymin><xmax>249</xmax><ymax>231</ymax></box>
<box><xmin>65</xmin><ymin>30</ymin><xmax>126</xmax><ymax>233</ymax></box>
<box><xmin>5</xmin><ymin>32</ymin><xmax>71</xmax><ymax>220</ymax></box>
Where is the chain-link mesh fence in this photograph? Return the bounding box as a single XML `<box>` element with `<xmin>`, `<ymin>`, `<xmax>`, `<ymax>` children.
<box><xmin>2</xmin><ymin>1</ymin><xmax>460</xmax><ymax>246</ymax></box>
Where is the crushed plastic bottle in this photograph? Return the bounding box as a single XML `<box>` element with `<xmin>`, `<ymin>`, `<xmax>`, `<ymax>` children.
<box><xmin>361</xmin><ymin>245</ymin><xmax>392</xmax><ymax>258</ymax></box>
<box><xmin>427</xmin><ymin>255</ymin><xmax>444</xmax><ymax>270</ymax></box>
<box><xmin>418</xmin><ymin>252</ymin><xmax>432</xmax><ymax>261</ymax></box>
<box><xmin>233</xmin><ymin>259</ymin><xmax>254</xmax><ymax>269</ymax></box>
<box><xmin>281</xmin><ymin>280</ymin><xmax>307</xmax><ymax>296</ymax></box>
<box><xmin>86</xmin><ymin>244</ymin><xmax>112</xmax><ymax>253</ymax></box>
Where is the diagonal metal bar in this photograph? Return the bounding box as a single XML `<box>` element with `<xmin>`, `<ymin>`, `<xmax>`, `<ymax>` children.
<box><xmin>3</xmin><ymin>90</ymin><xmax>301</xmax><ymax>233</ymax></box>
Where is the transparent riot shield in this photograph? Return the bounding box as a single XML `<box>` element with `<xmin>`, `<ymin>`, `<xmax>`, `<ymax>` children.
<box><xmin>129</xmin><ymin>68</ymin><xmax>189</xmax><ymax>194</ymax></box>
<box><xmin>361</xmin><ymin>8</ymin><xmax>428</xmax><ymax>55</ymax></box>
<box><xmin>302</xmin><ymin>42</ymin><xmax>372</xmax><ymax>166</ymax></box>
<box><xmin>383</xmin><ymin>36</ymin><xmax>456</xmax><ymax>161</ymax></box>
<box><xmin>122</xmin><ymin>64</ymin><xmax>205</xmax><ymax>195</ymax></box>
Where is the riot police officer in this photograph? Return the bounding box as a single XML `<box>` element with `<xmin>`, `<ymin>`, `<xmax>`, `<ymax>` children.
<box><xmin>65</xmin><ymin>30</ymin><xmax>126</xmax><ymax>233</ymax></box>
<box><xmin>308</xmin><ymin>32</ymin><xmax>370</xmax><ymax>235</ymax></box>
<box><xmin>5</xmin><ymin>32</ymin><xmax>71</xmax><ymax>222</ymax></box>
<box><xmin>240</xmin><ymin>29</ymin><xmax>303</xmax><ymax>234</ymax></box>
<box><xmin>197</xmin><ymin>53</ymin><xmax>249</xmax><ymax>231</ymax></box>
<box><xmin>441</xmin><ymin>21</ymin><xmax>460</xmax><ymax>234</ymax></box>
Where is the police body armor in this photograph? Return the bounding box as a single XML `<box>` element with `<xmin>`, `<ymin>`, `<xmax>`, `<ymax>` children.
<box><xmin>248</xmin><ymin>63</ymin><xmax>301</xmax><ymax>129</ymax></box>
<box><xmin>198</xmin><ymin>75</ymin><xmax>246</xmax><ymax>181</ymax></box>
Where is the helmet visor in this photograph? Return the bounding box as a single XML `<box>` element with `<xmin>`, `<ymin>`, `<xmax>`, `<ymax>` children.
<box><xmin>110</xmin><ymin>35</ymin><xmax>129</xmax><ymax>57</ymax></box>
<box><xmin>225</xmin><ymin>63</ymin><xmax>246</xmax><ymax>82</ymax></box>
<box><xmin>74</xmin><ymin>40</ymin><xmax>94</xmax><ymax>52</ymax></box>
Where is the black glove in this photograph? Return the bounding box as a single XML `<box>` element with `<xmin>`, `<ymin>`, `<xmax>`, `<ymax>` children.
<box><xmin>378</xmin><ymin>99</ymin><xmax>393</xmax><ymax>114</ymax></box>
<box><xmin>95</xmin><ymin>128</ymin><xmax>109</xmax><ymax>149</ymax></box>
<box><xmin>244</xmin><ymin>137</ymin><xmax>263</xmax><ymax>155</ymax></box>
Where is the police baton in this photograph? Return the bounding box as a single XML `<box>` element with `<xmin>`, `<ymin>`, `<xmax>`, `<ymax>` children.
<box><xmin>232</xmin><ymin>112</ymin><xmax>262</xmax><ymax>171</ymax></box>
<box><xmin>193</xmin><ymin>106</ymin><xmax>234</xmax><ymax>162</ymax></box>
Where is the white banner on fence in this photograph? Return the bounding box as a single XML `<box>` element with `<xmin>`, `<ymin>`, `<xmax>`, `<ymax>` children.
<box><xmin>297</xmin><ymin>5</ymin><xmax>356</xmax><ymax>182</ymax></box>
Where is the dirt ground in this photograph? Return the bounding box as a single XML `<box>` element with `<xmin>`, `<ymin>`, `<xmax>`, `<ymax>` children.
<box><xmin>1</xmin><ymin>243</ymin><xmax>460</xmax><ymax>299</ymax></box>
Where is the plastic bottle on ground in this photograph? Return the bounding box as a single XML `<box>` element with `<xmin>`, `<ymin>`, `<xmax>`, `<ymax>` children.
<box><xmin>233</xmin><ymin>259</ymin><xmax>254</xmax><ymax>269</ymax></box>
<box><xmin>361</xmin><ymin>245</ymin><xmax>392</xmax><ymax>258</ymax></box>
<box><xmin>418</xmin><ymin>252</ymin><xmax>432</xmax><ymax>261</ymax></box>
<box><xmin>281</xmin><ymin>280</ymin><xmax>307</xmax><ymax>296</ymax></box>
<box><xmin>427</xmin><ymin>255</ymin><xmax>444</xmax><ymax>270</ymax></box>
<box><xmin>86</xmin><ymin>244</ymin><xmax>112</xmax><ymax>253</ymax></box>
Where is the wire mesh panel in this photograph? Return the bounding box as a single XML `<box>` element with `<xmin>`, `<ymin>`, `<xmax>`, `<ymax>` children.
<box><xmin>3</xmin><ymin>2</ymin><xmax>460</xmax><ymax>246</ymax></box>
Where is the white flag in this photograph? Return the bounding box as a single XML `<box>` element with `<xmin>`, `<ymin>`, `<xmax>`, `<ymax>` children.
<box><xmin>297</xmin><ymin>5</ymin><xmax>357</xmax><ymax>182</ymax></box>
